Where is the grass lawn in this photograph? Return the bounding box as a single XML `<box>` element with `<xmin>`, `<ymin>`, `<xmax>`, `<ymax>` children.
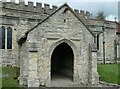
<box><xmin>97</xmin><ymin>63</ymin><xmax>120</xmax><ymax>85</ymax></box>
<box><xmin>0</xmin><ymin>67</ymin><xmax>2</xmax><ymax>87</ymax></box>
<box><xmin>0</xmin><ymin>66</ymin><xmax>23</xmax><ymax>89</ymax></box>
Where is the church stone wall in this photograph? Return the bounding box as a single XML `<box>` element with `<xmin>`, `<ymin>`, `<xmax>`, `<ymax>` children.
<box><xmin>117</xmin><ymin>34</ymin><xmax>120</xmax><ymax>62</ymax></box>
<box><xmin>18</xmin><ymin>6</ymin><xmax>99</xmax><ymax>87</ymax></box>
<box><xmin>0</xmin><ymin>1</ymin><xmax>92</xmax><ymax>66</ymax></box>
<box><xmin>98</xmin><ymin>26</ymin><xmax>116</xmax><ymax>63</ymax></box>
<box><xmin>0</xmin><ymin>17</ymin><xmax>38</xmax><ymax>66</ymax></box>
<box><xmin>89</xmin><ymin>20</ymin><xmax>117</xmax><ymax>63</ymax></box>
<box><xmin>1</xmin><ymin>1</ymin><xmax>118</xmax><ymax>66</ymax></box>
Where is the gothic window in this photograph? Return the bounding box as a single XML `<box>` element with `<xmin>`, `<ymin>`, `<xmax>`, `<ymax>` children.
<box><xmin>0</xmin><ymin>27</ymin><xmax>1</xmax><ymax>49</ymax></box>
<box><xmin>97</xmin><ymin>34</ymin><xmax>99</xmax><ymax>50</ymax></box>
<box><xmin>0</xmin><ymin>26</ymin><xmax>5</xmax><ymax>49</ymax></box>
<box><xmin>0</xmin><ymin>26</ymin><xmax>13</xmax><ymax>49</ymax></box>
<box><xmin>7</xmin><ymin>27</ymin><xmax>12</xmax><ymax>49</ymax></box>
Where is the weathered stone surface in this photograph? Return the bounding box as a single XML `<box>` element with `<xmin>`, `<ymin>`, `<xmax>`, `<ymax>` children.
<box><xmin>0</xmin><ymin>0</ymin><xmax>118</xmax><ymax>66</ymax></box>
<box><xmin>28</xmin><ymin>77</ymin><xmax>39</xmax><ymax>87</ymax></box>
<box><xmin>18</xmin><ymin>4</ymin><xmax>99</xmax><ymax>87</ymax></box>
<box><xmin>0</xmin><ymin>0</ymin><xmax>119</xmax><ymax>87</ymax></box>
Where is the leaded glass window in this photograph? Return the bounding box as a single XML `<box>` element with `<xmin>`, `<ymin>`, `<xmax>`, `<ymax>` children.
<box><xmin>7</xmin><ymin>27</ymin><xmax>12</xmax><ymax>49</ymax></box>
<box><xmin>0</xmin><ymin>26</ymin><xmax>5</xmax><ymax>49</ymax></box>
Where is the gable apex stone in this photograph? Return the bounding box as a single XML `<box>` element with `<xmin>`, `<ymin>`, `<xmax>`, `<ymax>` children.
<box><xmin>18</xmin><ymin>3</ymin><xmax>95</xmax><ymax>44</ymax></box>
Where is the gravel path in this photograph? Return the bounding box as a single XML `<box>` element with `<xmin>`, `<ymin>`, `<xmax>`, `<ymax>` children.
<box><xmin>50</xmin><ymin>73</ymin><xmax>118</xmax><ymax>87</ymax></box>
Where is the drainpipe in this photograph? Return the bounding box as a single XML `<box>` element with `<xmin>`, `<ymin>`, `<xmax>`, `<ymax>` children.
<box><xmin>102</xmin><ymin>26</ymin><xmax>105</xmax><ymax>64</ymax></box>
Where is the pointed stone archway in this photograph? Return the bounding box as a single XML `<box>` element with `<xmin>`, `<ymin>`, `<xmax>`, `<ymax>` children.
<box><xmin>47</xmin><ymin>38</ymin><xmax>79</xmax><ymax>86</ymax></box>
<box><xmin>51</xmin><ymin>42</ymin><xmax>74</xmax><ymax>81</ymax></box>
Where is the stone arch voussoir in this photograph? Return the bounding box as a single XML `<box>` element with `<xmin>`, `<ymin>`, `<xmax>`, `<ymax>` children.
<box><xmin>48</xmin><ymin>38</ymin><xmax>79</xmax><ymax>60</ymax></box>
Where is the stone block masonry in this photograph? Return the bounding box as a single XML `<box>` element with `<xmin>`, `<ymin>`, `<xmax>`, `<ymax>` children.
<box><xmin>1</xmin><ymin>0</ymin><xmax>91</xmax><ymax>19</ymax></box>
<box><xmin>0</xmin><ymin>0</ymin><xmax>119</xmax><ymax>87</ymax></box>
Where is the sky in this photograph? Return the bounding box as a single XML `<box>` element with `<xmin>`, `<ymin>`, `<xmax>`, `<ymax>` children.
<box><xmin>11</xmin><ymin>0</ymin><xmax>120</xmax><ymax>21</ymax></box>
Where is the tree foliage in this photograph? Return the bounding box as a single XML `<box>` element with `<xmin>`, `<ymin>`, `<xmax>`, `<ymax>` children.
<box><xmin>96</xmin><ymin>11</ymin><xmax>106</xmax><ymax>20</ymax></box>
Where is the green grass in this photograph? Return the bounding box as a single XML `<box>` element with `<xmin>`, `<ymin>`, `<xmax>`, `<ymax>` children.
<box><xmin>0</xmin><ymin>67</ymin><xmax>2</xmax><ymax>73</ymax></box>
<box><xmin>97</xmin><ymin>64</ymin><xmax>120</xmax><ymax>84</ymax></box>
<box><xmin>0</xmin><ymin>66</ymin><xmax>23</xmax><ymax>88</ymax></box>
<box><xmin>0</xmin><ymin>67</ymin><xmax>2</xmax><ymax>87</ymax></box>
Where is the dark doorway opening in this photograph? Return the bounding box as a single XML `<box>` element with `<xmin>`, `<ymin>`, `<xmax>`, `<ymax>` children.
<box><xmin>51</xmin><ymin>43</ymin><xmax>74</xmax><ymax>81</ymax></box>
